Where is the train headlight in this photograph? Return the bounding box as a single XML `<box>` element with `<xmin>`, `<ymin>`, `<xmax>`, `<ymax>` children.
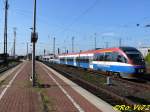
<box><xmin>138</xmin><ymin>69</ymin><xmax>144</xmax><ymax>73</ymax></box>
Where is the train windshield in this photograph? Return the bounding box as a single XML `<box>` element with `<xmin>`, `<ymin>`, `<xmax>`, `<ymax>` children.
<box><xmin>126</xmin><ymin>52</ymin><xmax>144</xmax><ymax>65</ymax></box>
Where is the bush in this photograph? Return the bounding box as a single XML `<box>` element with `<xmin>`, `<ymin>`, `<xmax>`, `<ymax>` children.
<box><xmin>145</xmin><ymin>53</ymin><xmax>150</xmax><ymax>64</ymax></box>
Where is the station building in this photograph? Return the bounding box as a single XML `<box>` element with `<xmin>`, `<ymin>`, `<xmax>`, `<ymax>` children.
<box><xmin>40</xmin><ymin>54</ymin><xmax>55</xmax><ymax>61</ymax></box>
<box><xmin>138</xmin><ymin>47</ymin><xmax>150</xmax><ymax>57</ymax></box>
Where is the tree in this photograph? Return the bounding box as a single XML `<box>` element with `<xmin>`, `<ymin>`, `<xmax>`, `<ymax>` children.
<box><xmin>145</xmin><ymin>53</ymin><xmax>150</xmax><ymax>64</ymax></box>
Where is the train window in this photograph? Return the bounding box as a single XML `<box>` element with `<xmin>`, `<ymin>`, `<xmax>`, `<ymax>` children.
<box><xmin>111</xmin><ymin>52</ymin><xmax>119</xmax><ymax>62</ymax></box>
<box><xmin>83</xmin><ymin>56</ymin><xmax>89</xmax><ymax>62</ymax></box>
<box><xmin>93</xmin><ymin>52</ymin><xmax>127</xmax><ymax>63</ymax></box>
<box><xmin>93</xmin><ymin>54</ymin><xmax>98</xmax><ymax>61</ymax></box>
<box><xmin>126</xmin><ymin>53</ymin><xmax>143</xmax><ymax>64</ymax></box>
<box><xmin>105</xmin><ymin>52</ymin><xmax>113</xmax><ymax>61</ymax></box>
<box><xmin>79</xmin><ymin>57</ymin><xmax>82</xmax><ymax>62</ymax></box>
<box><xmin>67</xmin><ymin>57</ymin><xmax>73</xmax><ymax>62</ymax></box>
<box><xmin>116</xmin><ymin>55</ymin><xmax>122</xmax><ymax>62</ymax></box>
<box><xmin>60</xmin><ymin>57</ymin><xmax>65</xmax><ymax>62</ymax></box>
<box><xmin>89</xmin><ymin>56</ymin><xmax>93</xmax><ymax>62</ymax></box>
<box><xmin>116</xmin><ymin>55</ymin><xmax>127</xmax><ymax>63</ymax></box>
<box><xmin>76</xmin><ymin>57</ymin><xmax>81</xmax><ymax>62</ymax></box>
<box><xmin>100</xmin><ymin>53</ymin><xmax>104</xmax><ymax>61</ymax></box>
<box><xmin>123</xmin><ymin>57</ymin><xmax>127</xmax><ymax>63</ymax></box>
<box><xmin>86</xmin><ymin>57</ymin><xmax>90</xmax><ymax>62</ymax></box>
<box><xmin>93</xmin><ymin>55</ymin><xmax>96</xmax><ymax>61</ymax></box>
<box><xmin>76</xmin><ymin>56</ymin><xmax>90</xmax><ymax>63</ymax></box>
<box><xmin>94</xmin><ymin>53</ymin><xmax>105</xmax><ymax>61</ymax></box>
<box><xmin>76</xmin><ymin>57</ymin><xmax>80</xmax><ymax>62</ymax></box>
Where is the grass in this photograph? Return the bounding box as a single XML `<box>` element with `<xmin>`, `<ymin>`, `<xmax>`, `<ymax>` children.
<box><xmin>51</xmin><ymin>63</ymin><xmax>107</xmax><ymax>86</ymax></box>
<box><xmin>33</xmin><ymin>73</ymin><xmax>57</xmax><ymax>112</ymax></box>
<box><xmin>80</xmin><ymin>72</ymin><xmax>106</xmax><ymax>85</ymax></box>
<box><xmin>0</xmin><ymin>79</ymin><xmax>5</xmax><ymax>86</ymax></box>
<box><xmin>40</xmin><ymin>92</ymin><xmax>56</xmax><ymax>112</ymax></box>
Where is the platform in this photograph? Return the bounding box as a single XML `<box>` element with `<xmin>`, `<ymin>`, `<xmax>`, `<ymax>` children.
<box><xmin>0</xmin><ymin>61</ymin><xmax>117</xmax><ymax>112</ymax></box>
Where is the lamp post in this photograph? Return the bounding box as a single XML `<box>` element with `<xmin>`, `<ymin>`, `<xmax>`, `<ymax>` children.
<box><xmin>94</xmin><ymin>33</ymin><xmax>97</xmax><ymax>50</ymax></box>
<box><xmin>31</xmin><ymin>0</ymin><xmax>38</xmax><ymax>87</ymax></box>
<box><xmin>13</xmin><ymin>27</ymin><xmax>16</xmax><ymax>58</ymax></box>
<box><xmin>4</xmin><ymin>0</ymin><xmax>9</xmax><ymax>66</ymax></box>
<box><xmin>27</xmin><ymin>42</ymin><xmax>29</xmax><ymax>60</ymax></box>
<box><xmin>72</xmin><ymin>36</ymin><xmax>74</xmax><ymax>53</ymax></box>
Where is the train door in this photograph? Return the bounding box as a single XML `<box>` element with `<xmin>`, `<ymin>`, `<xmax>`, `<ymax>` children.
<box><xmin>92</xmin><ymin>53</ymin><xmax>105</xmax><ymax>70</ymax></box>
<box><xmin>89</xmin><ymin>56</ymin><xmax>93</xmax><ymax>69</ymax></box>
<box><xmin>65</xmin><ymin>57</ymin><xmax>67</xmax><ymax>64</ymax></box>
<box><xmin>73</xmin><ymin>57</ymin><xmax>77</xmax><ymax>66</ymax></box>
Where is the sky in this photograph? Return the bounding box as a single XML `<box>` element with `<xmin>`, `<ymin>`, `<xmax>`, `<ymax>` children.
<box><xmin>0</xmin><ymin>0</ymin><xmax>150</xmax><ymax>55</ymax></box>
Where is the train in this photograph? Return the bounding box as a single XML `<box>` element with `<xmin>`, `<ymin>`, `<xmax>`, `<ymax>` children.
<box><xmin>44</xmin><ymin>47</ymin><xmax>146</xmax><ymax>79</ymax></box>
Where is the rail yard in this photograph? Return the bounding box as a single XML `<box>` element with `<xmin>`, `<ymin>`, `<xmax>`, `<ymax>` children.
<box><xmin>42</xmin><ymin>61</ymin><xmax>150</xmax><ymax>105</ymax></box>
<box><xmin>0</xmin><ymin>0</ymin><xmax>150</xmax><ymax>112</ymax></box>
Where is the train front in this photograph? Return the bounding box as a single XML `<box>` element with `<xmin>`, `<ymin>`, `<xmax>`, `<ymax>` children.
<box><xmin>121</xmin><ymin>47</ymin><xmax>146</xmax><ymax>78</ymax></box>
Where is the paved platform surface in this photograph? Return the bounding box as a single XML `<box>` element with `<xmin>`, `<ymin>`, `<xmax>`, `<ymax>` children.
<box><xmin>0</xmin><ymin>61</ymin><xmax>116</xmax><ymax>112</ymax></box>
<box><xmin>0</xmin><ymin>61</ymin><xmax>41</xmax><ymax>112</ymax></box>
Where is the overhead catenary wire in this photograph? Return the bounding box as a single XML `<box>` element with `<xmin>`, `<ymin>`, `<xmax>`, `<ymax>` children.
<box><xmin>59</xmin><ymin>0</ymin><xmax>100</xmax><ymax>33</ymax></box>
<box><xmin>58</xmin><ymin>0</ymin><xmax>100</xmax><ymax>53</ymax></box>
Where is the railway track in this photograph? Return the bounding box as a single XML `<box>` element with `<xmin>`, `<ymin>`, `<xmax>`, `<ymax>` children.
<box><xmin>0</xmin><ymin>62</ymin><xmax>20</xmax><ymax>74</ymax></box>
<box><xmin>42</xmin><ymin>61</ymin><xmax>150</xmax><ymax>108</ymax></box>
<box><xmin>45</xmin><ymin>62</ymin><xmax>135</xmax><ymax>106</ymax></box>
<box><xmin>69</xmin><ymin>63</ymin><xmax>150</xmax><ymax>89</ymax></box>
<box><xmin>85</xmin><ymin>69</ymin><xmax>150</xmax><ymax>90</ymax></box>
<box><xmin>71</xmin><ymin>65</ymin><xmax>150</xmax><ymax>90</ymax></box>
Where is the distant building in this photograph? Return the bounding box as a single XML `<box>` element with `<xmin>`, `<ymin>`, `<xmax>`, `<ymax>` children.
<box><xmin>26</xmin><ymin>53</ymin><xmax>32</xmax><ymax>60</ymax></box>
<box><xmin>41</xmin><ymin>54</ymin><xmax>55</xmax><ymax>61</ymax></box>
<box><xmin>138</xmin><ymin>47</ymin><xmax>150</xmax><ymax>57</ymax></box>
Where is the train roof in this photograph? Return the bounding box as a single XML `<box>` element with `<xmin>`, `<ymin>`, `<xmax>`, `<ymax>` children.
<box><xmin>119</xmin><ymin>47</ymin><xmax>138</xmax><ymax>51</ymax></box>
<box><xmin>59</xmin><ymin>48</ymin><xmax>119</xmax><ymax>57</ymax></box>
<box><xmin>58</xmin><ymin>47</ymin><xmax>139</xmax><ymax>57</ymax></box>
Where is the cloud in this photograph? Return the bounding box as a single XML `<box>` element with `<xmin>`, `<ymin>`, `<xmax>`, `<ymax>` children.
<box><xmin>101</xmin><ymin>32</ymin><xmax>115</xmax><ymax>37</ymax></box>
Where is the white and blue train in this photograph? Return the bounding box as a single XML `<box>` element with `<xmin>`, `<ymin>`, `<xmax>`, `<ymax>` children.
<box><xmin>57</xmin><ymin>47</ymin><xmax>146</xmax><ymax>78</ymax></box>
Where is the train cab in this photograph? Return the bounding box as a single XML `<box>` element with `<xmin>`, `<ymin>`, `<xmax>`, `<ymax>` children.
<box><xmin>120</xmin><ymin>47</ymin><xmax>146</xmax><ymax>77</ymax></box>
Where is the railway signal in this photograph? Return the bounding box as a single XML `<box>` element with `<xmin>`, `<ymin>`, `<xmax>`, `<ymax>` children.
<box><xmin>53</xmin><ymin>37</ymin><xmax>55</xmax><ymax>57</ymax></box>
<box><xmin>106</xmin><ymin>77</ymin><xmax>112</xmax><ymax>85</ymax></box>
